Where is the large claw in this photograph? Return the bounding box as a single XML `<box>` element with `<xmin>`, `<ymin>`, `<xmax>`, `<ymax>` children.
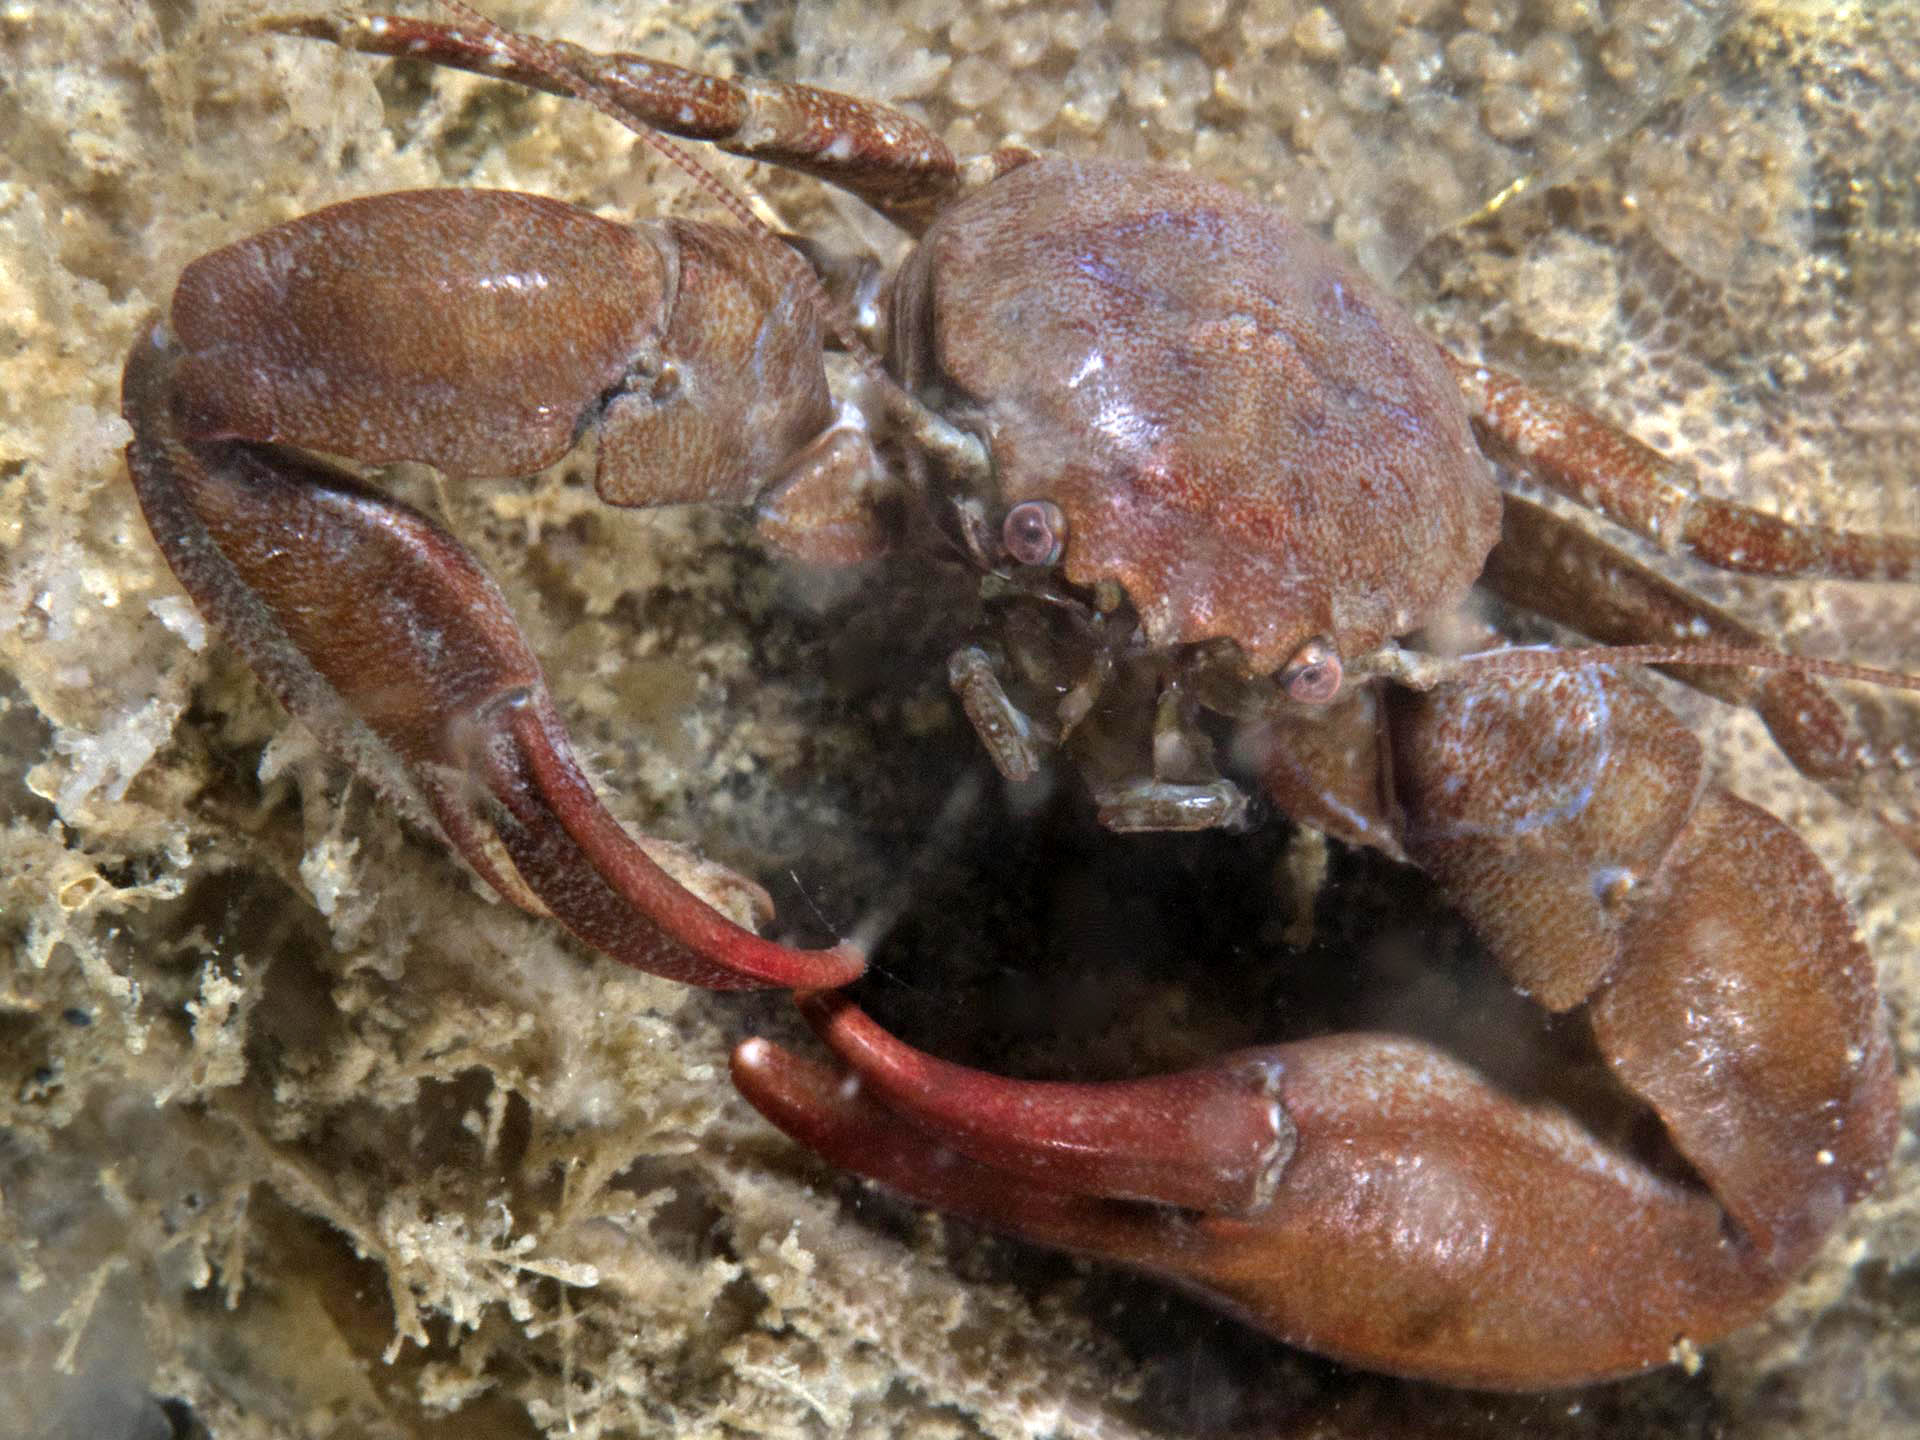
<box><xmin>762</xmin><ymin>991</ymin><xmax>1293</xmax><ymax>1213</ymax></box>
<box><xmin>125</xmin><ymin>320</ymin><xmax>861</xmax><ymax>991</ymax></box>
<box><xmin>735</xmin><ymin>994</ymin><xmax>1811</xmax><ymax>1390</ymax></box>
<box><xmin>742</xmin><ymin>663</ymin><xmax>1896</xmax><ymax>1387</ymax></box>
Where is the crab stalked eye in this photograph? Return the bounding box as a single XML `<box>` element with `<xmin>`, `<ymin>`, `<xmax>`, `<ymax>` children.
<box><xmin>1279</xmin><ymin>636</ymin><xmax>1343</xmax><ymax>705</ymax></box>
<box><xmin>1002</xmin><ymin>500</ymin><xmax>1067</xmax><ymax>567</ymax></box>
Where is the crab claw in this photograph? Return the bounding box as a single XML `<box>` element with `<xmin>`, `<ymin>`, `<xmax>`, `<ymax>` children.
<box><xmin>124</xmin><ymin>321</ymin><xmax>862</xmax><ymax>992</ymax></box>
<box><xmin>732</xmin><ymin>994</ymin><xmax>1795</xmax><ymax>1389</ymax></box>
<box><xmin>750</xmin><ymin>991</ymin><xmax>1295</xmax><ymax>1213</ymax></box>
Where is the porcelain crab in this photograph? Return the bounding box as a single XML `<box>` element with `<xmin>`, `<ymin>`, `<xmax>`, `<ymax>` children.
<box><xmin>119</xmin><ymin>4</ymin><xmax>1915</xmax><ymax>1390</ymax></box>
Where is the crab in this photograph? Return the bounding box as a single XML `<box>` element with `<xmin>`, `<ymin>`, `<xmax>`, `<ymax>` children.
<box><xmin>118</xmin><ymin>2</ymin><xmax>1916</xmax><ymax>1393</ymax></box>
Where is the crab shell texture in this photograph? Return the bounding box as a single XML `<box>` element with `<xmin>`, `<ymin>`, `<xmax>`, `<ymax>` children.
<box><xmin>891</xmin><ymin>155</ymin><xmax>1503</xmax><ymax>670</ymax></box>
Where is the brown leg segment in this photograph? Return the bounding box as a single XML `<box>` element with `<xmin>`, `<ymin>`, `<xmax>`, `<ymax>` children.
<box><xmin>270</xmin><ymin>11</ymin><xmax>964</xmax><ymax>230</ymax></box>
<box><xmin>1450</xmin><ymin>354</ymin><xmax>1920</xmax><ymax>581</ymax></box>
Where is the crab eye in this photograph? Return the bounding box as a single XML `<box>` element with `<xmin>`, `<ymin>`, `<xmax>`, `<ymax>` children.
<box><xmin>1002</xmin><ymin>500</ymin><xmax>1066</xmax><ymax>567</ymax></box>
<box><xmin>1280</xmin><ymin>637</ymin><xmax>1343</xmax><ymax>705</ymax></box>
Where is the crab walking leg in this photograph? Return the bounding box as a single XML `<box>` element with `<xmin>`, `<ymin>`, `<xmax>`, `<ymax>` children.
<box><xmin>1449</xmin><ymin>355</ymin><xmax>1920</xmax><ymax>582</ymax></box>
<box><xmin>734</xmin><ymin>1013</ymin><xmax>1782</xmax><ymax>1390</ymax></box>
<box><xmin>124</xmin><ymin>321</ymin><xmax>861</xmax><ymax>992</ymax></box>
<box><xmin>272</xmin><ymin>12</ymin><xmax>967</xmax><ymax>230</ymax></box>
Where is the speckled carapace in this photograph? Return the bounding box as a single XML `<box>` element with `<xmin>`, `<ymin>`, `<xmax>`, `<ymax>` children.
<box><xmin>891</xmin><ymin>156</ymin><xmax>1502</xmax><ymax>672</ymax></box>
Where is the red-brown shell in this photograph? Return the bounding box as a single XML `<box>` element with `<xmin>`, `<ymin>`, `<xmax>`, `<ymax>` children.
<box><xmin>890</xmin><ymin>157</ymin><xmax>1501</xmax><ymax>673</ymax></box>
<box><xmin>169</xmin><ymin>189</ymin><xmax>669</xmax><ymax>479</ymax></box>
<box><xmin>168</xmin><ymin>190</ymin><xmax>834</xmax><ymax>507</ymax></box>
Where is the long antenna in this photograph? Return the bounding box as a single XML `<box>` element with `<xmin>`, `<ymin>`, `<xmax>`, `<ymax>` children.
<box><xmin>1363</xmin><ymin>641</ymin><xmax>1920</xmax><ymax>696</ymax></box>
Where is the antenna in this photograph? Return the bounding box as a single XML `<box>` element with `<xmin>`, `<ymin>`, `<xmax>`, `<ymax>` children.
<box><xmin>1358</xmin><ymin>640</ymin><xmax>1920</xmax><ymax>697</ymax></box>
